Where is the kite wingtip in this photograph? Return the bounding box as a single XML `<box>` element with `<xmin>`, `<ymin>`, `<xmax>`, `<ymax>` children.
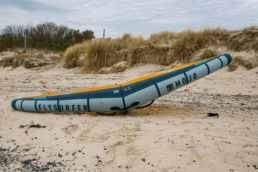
<box><xmin>223</xmin><ymin>54</ymin><xmax>232</xmax><ymax>65</ymax></box>
<box><xmin>11</xmin><ymin>99</ymin><xmax>17</xmax><ymax>110</ymax></box>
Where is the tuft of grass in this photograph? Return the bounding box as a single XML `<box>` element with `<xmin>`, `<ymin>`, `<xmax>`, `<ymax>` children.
<box><xmin>227</xmin><ymin>55</ymin><xmax>258</xmax><ymax>71</ymax></box>
<box><xmin>98</xmin><ymin>61</ymin><xmax>128</xmax><ymax>74</ymax></box>
<box><xmin>110</xmin><ymin>65</ymin><xmax>127</xmax><ymax>73</ymax></box>
<box><xmin>0</xmin><ymin>56</ymin><xmax>49</xmax><ymax>69</ymax></box>
<box><xmin>0</xmin><ymin>57</ymin><xmax>21</xmax><ymax>68</ymax></box>
<box><xmin>170</xmin><ymin>28</ymin><xmax>222</xmax><ymax>63</ymax></box>
<box><xmin>227</xmin><ymin>63</ymin><xmax>238</xmax><ymax>72</ymax></box>
<box><xmin>0</xmin><ymin>49</ymin><xmax>60</xmax><ymax>69</ymax></box>
<box><xmin>233</xmin><ymin>56</ymin><xmax>253</xmax><ymax>70</ymax></box>
<box><xmin>171</xmin><ymin>29</ymin><xmax>201</xmax><ymax>62</ymax></box>
<box><xmin>63</xmin><ymin>43</ymin><xmax>87</xmax><ymax>69</ymax></box>
<box><xmin>149</xmin><ymin>31</ymin><xmax>175</xmax><ymax>45</ymax></box>
<box><xmin>82</xmin><ymin>39</ymin><xmax>121</xmax><ymax>72</ymax></box>
<box><xmin>225</xmin><ymin>26</ymin><xmax>258</xmax><ymax>52</ymax></box>
<box><xmin>63</xmin><ymin>35</ymin><xmax>149</xmax><ymax>72</ymax></box>
<box><xmin>199</xmin><ymin>49</ymin><xmax>218</xmax><ymax>60</ymax></box>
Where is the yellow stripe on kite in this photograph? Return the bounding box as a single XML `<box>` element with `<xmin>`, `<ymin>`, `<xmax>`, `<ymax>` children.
<box><xmin>73</xmin><ymin>84</ymin><xmax>120</xmax><ymax>93</ymax></box>
<box><xmin>23</xmin><ymin>91</ymin><xmax>69</xmax><ymax>99</ymax></box>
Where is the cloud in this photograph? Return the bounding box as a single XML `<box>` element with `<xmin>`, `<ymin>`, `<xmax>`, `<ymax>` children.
<box><xmin>0</xmin><ymin>0</ymin><xmax>257</xmax><ymax>37</ymax></box>
<box><xmin>1</xmin><ymin>0</ymin><xmax>66</xmax><ymax>12</ymax></box>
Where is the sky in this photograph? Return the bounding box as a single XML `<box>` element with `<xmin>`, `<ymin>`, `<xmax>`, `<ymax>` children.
<box><xmin>0</xmin><ymin>0</ymin><xmax>258</xmax><ymax>38</ymax></box>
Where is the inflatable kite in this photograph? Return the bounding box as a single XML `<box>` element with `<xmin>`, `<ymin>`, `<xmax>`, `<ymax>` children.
<box><xmin>11</xmin><ymin>54</ymin><xmax>232</xmax><ymax>114</ymax></box>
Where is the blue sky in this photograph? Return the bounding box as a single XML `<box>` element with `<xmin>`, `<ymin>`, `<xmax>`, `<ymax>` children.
<box><xmin>0</xmin><ymin>0</ymin><xmax>257</xmax><ymax>38</ymax></box>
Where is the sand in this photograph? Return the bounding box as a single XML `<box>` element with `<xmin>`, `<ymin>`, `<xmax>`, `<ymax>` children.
<box><xmin>0</xmin><ymin>63</ymin><xmax>258</xmax><ymax>172</ymax></box>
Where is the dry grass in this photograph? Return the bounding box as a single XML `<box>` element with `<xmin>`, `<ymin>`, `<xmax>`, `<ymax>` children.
<box><xmin>64</xmin><ymin>35</ymin><xmax>149</xmax><ymax>72</ymax></box>
<box><xmin>170</xmin><ymin>28</ymin><xmax>227</xmax><ymax>63</ymax></box>
<box><xmin>98</xmin><ymin>61</ymin><xmax>128</xmax><ymax>74</ymax></box>
<box><xmin>60</xmin><ymin>26</ymin><xmax>258</xmax><ymax>73</ymax></box>
<box><xmin>82</xmin><ymin>39</ymin><xmax>120</xmax><ymax>72</ymax></box>
<box><xmin>227</xmin><ymin>55</ymin><xmax>258</xmax><ymax>72</ymax></box>
<box><xmin>226</xmin><ymin>26</ymin><xmax>258</xmax><ymax>52</ymax></box>
<box><xmin>198</xmin><ymin>49</ymin><xmax>218</xmax><ymax>60</ymax></box>
<box><xmin>63</xmin><ymin>43</ymin><xmax>88</xmax><ymax>69</ymax></box>
<box><xmin>149</xmin><ymin>31</ymin><xmax>175</xmax><ymax>45</ymax></box>
<box><xmin>233</xmin><ymin>56</ymin><xmax>254</xmax><ymax>70</ymax></box>
<box><xmin>2</xmin><ymin>26</ymin><xmax>257</xmax><ymax>73</ymax></box>
<box><xmin>171</xmin><ymin>29</ymin><xmax>207</xmax><ymax>62</ymax></box>
<box><xmin>0</xmin><ymin>49</ymin><xmax>61</xmax><ymax>69</ymax></box>
<box><xmin>0</xmin><ymin>55</ymin><xmax>49</xmax><ymax>69</ymax></box>
<box><xmin>227</xmin><ymin>63</ymin><xmax>238</xmax><ymax>72</ymax></box>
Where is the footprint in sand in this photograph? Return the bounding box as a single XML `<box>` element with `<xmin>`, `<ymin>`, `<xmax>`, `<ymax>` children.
<box><xmin>62</xmin><ymin>124</ymin><xmax>79</xmax><ymax>135</ymax></box>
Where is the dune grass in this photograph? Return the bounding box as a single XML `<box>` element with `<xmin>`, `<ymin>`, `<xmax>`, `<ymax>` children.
<box><xmin>61</xmin><ymin>26</ymin><xmax>257</xmax><ymax>73</ymax></box>
<box><xmin>0</xmin><ymin>49</ymin><xmax>60</xmax><ymax>68</ymax></box>
<box><xmin>63</xmin><ymin>42</ymin><xmax>88</xmax><ymax>69</ymax></box>
<box><xmin>82</xmin><ymin>39</ymin><xmax>121</xmax><ymax>72</ymax></box>
<box><xmin>149</xmin><ymin>31</ymin><xmax>175</xmax><ymax>45</ymax></box>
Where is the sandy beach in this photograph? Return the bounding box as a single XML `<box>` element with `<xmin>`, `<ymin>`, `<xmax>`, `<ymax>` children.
<box><xmin>0</xmin><ymin>62</ymin><xmax>258</xmax><ymax>171</ymax></box>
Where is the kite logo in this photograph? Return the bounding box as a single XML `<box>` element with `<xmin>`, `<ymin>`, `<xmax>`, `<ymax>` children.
<box><xmin>37</xmin><ymin>104</ymin><xmax>88</xmax><ymax>112</ymax></box>
<box><xmin>166</xmin><ymin>73</ymin><xmax>197</xmax><ymax>92</ymax></box>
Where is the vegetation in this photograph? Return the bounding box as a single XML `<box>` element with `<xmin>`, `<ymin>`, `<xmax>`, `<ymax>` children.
<box><xmin>0</xmin><ymin>22</ymin><xmax>94</xmax><ymax>51</ymax></box>
<box><xmin>0</xmin><ymin>49</ymin><xmax>61</xmax><ymax>69</ymax></box>
<box><xmin>1</xmin><ymin>25</ymin><xmax>257</xmax><ymax>72</ymax></box>
<box><xmin>63</xmin><ymin>26</ymin><xmax>258</xmax><ymax>73</ymax></box>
